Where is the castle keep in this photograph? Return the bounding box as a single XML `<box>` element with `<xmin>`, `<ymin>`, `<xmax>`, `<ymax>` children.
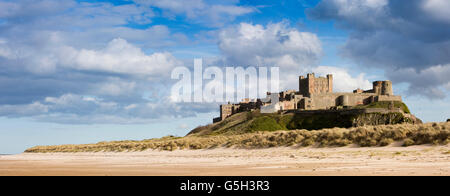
<box><xmin>214</xmin><ymin>73</ymin><xmax>402</xmax><ymax>122</ymax></box>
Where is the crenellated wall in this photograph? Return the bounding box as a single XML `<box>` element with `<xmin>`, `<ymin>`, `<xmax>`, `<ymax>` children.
<box><xmin>307</xmin><ymin>93</ymin><xmax>375</xmax><ymax>110</ymax></box>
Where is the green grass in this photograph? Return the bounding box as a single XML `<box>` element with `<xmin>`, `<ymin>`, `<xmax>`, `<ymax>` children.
<box><xmin>280</xmin><ymin>113</ymin><xmax>354</xmax><ymax>130</ymax></box>
<box><xmin>248</xmin><ymin>116</ymin><xmax>285</xmax><ymax>132</ymax></box>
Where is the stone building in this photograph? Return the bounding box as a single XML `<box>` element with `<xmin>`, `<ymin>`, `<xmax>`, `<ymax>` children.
<box><xmin>214</xmin><ymin>73</ymin><xmax>403</xmax><ymax>122</ymax></box>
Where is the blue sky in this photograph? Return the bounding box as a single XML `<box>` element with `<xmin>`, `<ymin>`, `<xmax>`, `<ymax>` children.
<box><xmin>0</xmin><ymin>0</ymin><xmax>449</xmax><ymax>154</ymax></box>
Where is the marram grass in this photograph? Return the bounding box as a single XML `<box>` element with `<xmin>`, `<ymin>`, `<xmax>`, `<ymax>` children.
<box><xmin>25</xmin><ymin>122</ymin><xmax>450</xmax><ymax>153</ymax></box>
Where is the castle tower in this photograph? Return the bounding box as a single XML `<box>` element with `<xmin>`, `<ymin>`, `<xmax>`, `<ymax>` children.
<box><xmin>381</xmin><ymin>81</ymin><xmax>393</xmax><ymax>95</ymax></box>
<box><xmin>373</xmin><ymin>81</ymin><xmax>393</xmax><ymax>95</ymax></box>
<box><xmin>220</xmin><ymin>104</ymin><xmax>232</xmax><ymax>120</ymax></box>
<box><xmin>372</xmin><ymin>81</ymin><xmax>383</xmax><ymax>94</ymax></box>
<box><xmin>299</xmin><ymin>73</ymin><xmax>333</xmax><ymax>97</ymax></box>
<box><xmin>299</xmin><ymin>75</ymin><xmax>308</xmax><ymax>96</ymax></box>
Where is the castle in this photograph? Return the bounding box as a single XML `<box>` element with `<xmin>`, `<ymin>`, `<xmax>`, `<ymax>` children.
<box><xmin>213</xmin><ymin>73</ymin><xmax>402</xmax><ymax>123</ymax></box>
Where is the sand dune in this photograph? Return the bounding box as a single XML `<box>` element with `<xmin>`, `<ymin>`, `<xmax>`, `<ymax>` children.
<box><xmin>1</xmin><ymin>144</ymin><xmax>449</xmax><ymax>176</ymax></box>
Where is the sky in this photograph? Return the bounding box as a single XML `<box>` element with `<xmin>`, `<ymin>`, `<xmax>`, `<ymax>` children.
<box><xmin>0</xmin><ymin>0</ymin><xmax>449</xmax><ymax>154</ymax></box>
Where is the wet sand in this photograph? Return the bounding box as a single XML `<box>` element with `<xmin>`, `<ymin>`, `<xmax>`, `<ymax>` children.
<box><xmin>1</xmin><ymin>144</ymin><xmax>449</xmax><ymax>176</ymax></box>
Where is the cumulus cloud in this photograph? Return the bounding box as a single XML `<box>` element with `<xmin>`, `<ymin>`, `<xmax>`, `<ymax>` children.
<box><xmin>59</xmin><ymin>38</ymin><xmax>181</xmax><ymax>76</ymax></box>
<box><xmin>307</xmin><ymin>0</ymin><xmax>450</xmax><ymax>98</ymax></box>
<box><xmin>0</xmin><ymin>0</ymin><xmax>183</xmax><ymax>76</ymax></box>
<box><xmin>0</xmin><ymin>34</ymin><xmax>181</xmax><ymax>76</ymax></box>
<box><xmin>0</xmin><ymin>0</ymin><xmax>204</xmax><ymax>123</ymax></box>
<box><xmin>0</xmin><ymin>35</ymin><xmax>196</xmax><ymax>122</ymax></box>
<box><xmin>217</xmin><ymin>22</ymin><xmax>323</xmax><ymax>89</ymax></box>
<box><xmin>218</xmin><ymin>22</ymin><xmax>322</xmax><ymax>68</ymax></box>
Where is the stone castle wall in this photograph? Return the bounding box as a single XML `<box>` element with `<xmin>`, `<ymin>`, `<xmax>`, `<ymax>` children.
<box><xmin>377</xmin><ymin>95</ymin><xmax>402</xmax><ymax>102</ymax></box>
<box><xmin>308</xmin><ymin>92</ymin><xmax>375</xmax><ymax>110</ymax></box>
<box><xmin>307</xmin><ymin>93</ymin><xmax>402</xmax><ymax>110</ymax></box>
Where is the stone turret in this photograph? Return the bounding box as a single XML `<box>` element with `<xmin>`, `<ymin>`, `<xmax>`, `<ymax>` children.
<box><xmin>381</xmin><ymin>80</ymin><xmax>393</xmax><ymax>95</ymax></box>
<box><xmin>373</xmin><ymin>81</ymin><xmax>393</xmax><ymax>95</ymax></box>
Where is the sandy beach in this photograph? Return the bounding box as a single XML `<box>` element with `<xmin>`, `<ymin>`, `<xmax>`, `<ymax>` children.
<box><xmin>1</xmin><ymin>143</ymin><xmax>449</xmax><ymax>176</ymax></box>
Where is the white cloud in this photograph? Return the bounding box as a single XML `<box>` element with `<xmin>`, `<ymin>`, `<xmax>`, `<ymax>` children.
<box><xmin>59</xmin><ymin>38</ymin><xmax>181</xmax><ymax>76</ymax></box>
<box><xmin>0</xmin><ymin>34</ymin><xmax>182</xmax><ymax>77</ymax></box>
<box><xmin>218</xmin><ymin>22</ymin><xmax>322</xmax><ymax>69</ymax></box>
<box><xmin>217</xmin><ymin>22</ymin><xmax>322</xmax><ymax>90</ymax></box>
<box><xmin>422</xmin><ymin>0</ymin><xmax>450</xmax><ymax>23</ymax></box>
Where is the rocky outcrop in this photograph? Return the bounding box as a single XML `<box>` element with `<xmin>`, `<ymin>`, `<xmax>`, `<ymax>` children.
<box><xmin>351</xmin><ymin>112</ymin><xmax>422</xmax><ymax>127</ymax></box>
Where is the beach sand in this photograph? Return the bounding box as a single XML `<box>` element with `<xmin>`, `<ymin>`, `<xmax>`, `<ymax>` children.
<box><xmin>1</xmin><ymin>143</ymin><xmax>449</xmax><ymax>176</ymax></box>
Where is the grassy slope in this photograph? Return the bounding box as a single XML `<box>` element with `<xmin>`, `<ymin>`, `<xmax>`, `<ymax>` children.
<box><xmin>25</xmin><ymin>122</ymin><xmax>450</xmax><ymax>153</ymax></box>
<box><xmin>188</xmin><ymin>102</ymin><xmax>415</xmax><ymax>136</ymax></box>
